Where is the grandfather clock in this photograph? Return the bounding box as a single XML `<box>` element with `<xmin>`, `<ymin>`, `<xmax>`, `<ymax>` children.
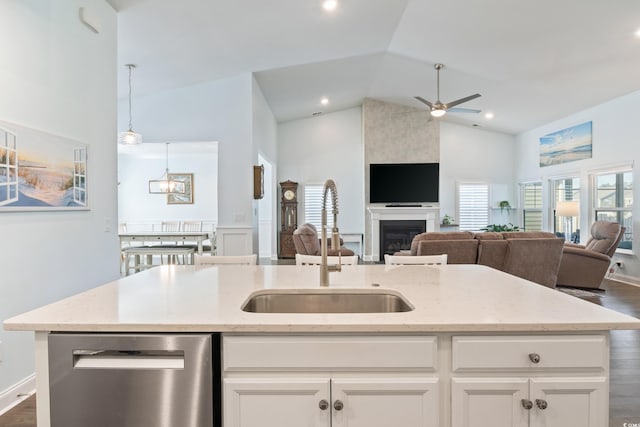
<box><xmin>279</xmin><ymin>180</ymin><xmax>298</xmax><ymax>259</ymax></box>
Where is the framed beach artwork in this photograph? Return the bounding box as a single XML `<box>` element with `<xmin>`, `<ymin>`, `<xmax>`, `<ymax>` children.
<box><xmin>167</xmin><ymin>173</ymin><xmax>194</xmax><ymax>204</ymax></box>
<box><xmin>0</xmin><ymin>120</ymin><xmax>88</xmax><ymax>211</ymax></box>
<box><xmin>539</xmin><ymin>121</ymin><xmax>592</xmax><ymax>167</ymax></box>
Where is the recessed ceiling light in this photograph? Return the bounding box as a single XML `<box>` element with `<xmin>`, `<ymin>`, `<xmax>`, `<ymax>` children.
<box><xmin>635</xmin><ymin>28</ymin><xmax>640</xmax><ymax>38</ymax></box>
<box><xmin>320</xmin><ymin>97</ymin><xmax>329</xmax><ymax>106</ymax></box>
<box><xmin>484</xmin><ymin>112</ymin><xmax>495</xmax><ymax>119</ymax></box>
<box><xmin>322</xmin><ymin>0</ymin><xmax>338</xmax><ymax>11</ymax></box>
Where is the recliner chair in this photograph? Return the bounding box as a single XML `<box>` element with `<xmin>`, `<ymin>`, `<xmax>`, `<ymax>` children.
<box><xmin>292</xmin><ymin>223</ymin><xmax>355</xmax><ymax>257</ymax></box>
<box><xmin>556</xmin><ymin>221</ymin><xmax>625</xmax><ymax>289</ymax></box>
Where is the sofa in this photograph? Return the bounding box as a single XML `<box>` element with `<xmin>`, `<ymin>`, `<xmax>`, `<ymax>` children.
<box><xmin>556</xmin><ymin>221</ymin><xmax>625</xmax><ymax>289</ymax></box>
<box><xmin>292</xmin><ymin>223</ymin><xmax>355</xmax><ymax>257</ymax></box>
<box><xmin>411</xmin><ymin>231</ymin><xmax>564</xmax><ymax>288</ymax></box>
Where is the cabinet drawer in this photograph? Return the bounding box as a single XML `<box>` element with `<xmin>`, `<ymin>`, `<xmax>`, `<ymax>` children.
<box><xmin>452</xmin><ymin>335</ymin><xmax>606</xmax><ymax>371</ymax></box>
<box><xmin>223</xmin><ymin>335</ymin><xmax>437</xmax><ymax>371</ymax></box>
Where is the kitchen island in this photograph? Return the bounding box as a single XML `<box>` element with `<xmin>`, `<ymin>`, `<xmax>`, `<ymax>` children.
<box><xmin>5</xmin><ymin>264</ymin><xmax>640</xmax><ymax>427</ymax></box>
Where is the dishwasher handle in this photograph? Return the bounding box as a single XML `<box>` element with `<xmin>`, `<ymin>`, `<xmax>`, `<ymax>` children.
<box><xmin>73</xmin><ymin>349</ymin><xmax>185</xmax><ymax>370</ymax></box>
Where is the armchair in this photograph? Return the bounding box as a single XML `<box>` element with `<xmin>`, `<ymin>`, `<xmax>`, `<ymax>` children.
<box><xmin>556</xmin><ymin>221</ymin><xmax>625</xmax><ymax>290</ymax></box>
<box><xmin>292</xmin><ymin>223</ymin><xmax>355</xmax><ymax>257</ymax></box>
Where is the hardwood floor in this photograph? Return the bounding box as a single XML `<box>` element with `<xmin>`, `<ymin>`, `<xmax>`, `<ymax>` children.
<box><xmin>0</xmin><ymin>395</ymin><xmax>35</xmax><ymax>427</ymax></box>
<box><xmin>590</xmin><ymin>279</ymin><xmax>640</xmax><ymax>426</ymax></box>
<box><xmin>1</xmin><ymin>278</ymin><xmax>639</xmax><ymax>427</ymax></box>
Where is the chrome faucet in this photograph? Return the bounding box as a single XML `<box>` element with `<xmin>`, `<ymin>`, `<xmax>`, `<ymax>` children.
<box><xmin>320</xmin><ymin>179</ymin><xmax>341</xmax><ymax>287</ymax></box>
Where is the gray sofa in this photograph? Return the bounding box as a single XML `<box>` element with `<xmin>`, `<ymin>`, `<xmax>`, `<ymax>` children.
<box><xmin>411</xmin><ymin>231</ymin><xmax>564</xmax><ymax>288</ymax></box>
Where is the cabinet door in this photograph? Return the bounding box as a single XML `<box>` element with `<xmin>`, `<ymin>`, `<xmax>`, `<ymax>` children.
<box><xmin>224</xmin><ymin>378</ymin><xmax>330</xmax><ymax>427</ymax></box>
<box><xmin>331</xmin><ymin>378</ymin><xmax>439</xmax><ymax>427</ymax></box>
<box><xmin>451</xmin><ymin>378</ymin><xmax>529</xmax><ymax>427</ymax></box>
<box><xmin>529</xmin><ymin>377</ymin><xmax>607</xmax><ymax>427</ymax></box>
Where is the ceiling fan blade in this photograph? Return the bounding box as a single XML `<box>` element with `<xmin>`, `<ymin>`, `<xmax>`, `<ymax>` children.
<box><xmin>445</xmin><ymin>93</ymin><xmax>481</xmax><ymax>109</ymax></box>
<box><xmin>414</xmin><ymin>96</ymin><xmax>434</xmax><ymax>108</ymax></box>
<box><xmin>448</xmin><ymin>107</ymin><xmax>481</xmax><ymax>114</ymax></box>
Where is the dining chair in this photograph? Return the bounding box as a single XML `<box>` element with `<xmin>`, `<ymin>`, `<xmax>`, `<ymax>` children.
<box><xmin>384</xmin><ymin>254</ymin><xmax>448</xmax><ymax>265</ymax></box>
<box><xmin>161</xmin><ymin>221</ymin><xmax>180</xmax><ymax>232</ymax></box>
<box><xmin>181</xmin><ymin>220</ymin><xmax>203</xmax><ymax>232</ymax></box>
<box><xmin>194</xmin><ymin>254</ymin><xmax>257</xmax><ymax>266</ymax></box>
<box><xmin>295</xmin><ymin>254</ymin><xmax>359</xmax><ymax>266</ymax></box>
<box><xmin>159</xmin><ymin>221</ymin><xmax>181</xmax><ymax>263</ymax></box>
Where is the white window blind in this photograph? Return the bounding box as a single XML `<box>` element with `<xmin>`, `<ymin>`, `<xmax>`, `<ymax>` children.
<box><xmin>457</xmin><ymin>183</ymin><xmax>489</xmax><ymax>231</ymax></box>
<box><xmin>522</xmin><ymin>182</ymin><xmax>542</xmax><ymax>231</ymax></box>
<box><xmin>304</xmin><ymin>184</ymin><xmax>334</xmax><ymax>230</ymax></box>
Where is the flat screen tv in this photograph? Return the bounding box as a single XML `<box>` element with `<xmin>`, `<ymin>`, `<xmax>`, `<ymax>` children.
<box><xmin>369</xmin><ymin>163</ymin><xmax>439</xmax><ymax>204</ymax></box>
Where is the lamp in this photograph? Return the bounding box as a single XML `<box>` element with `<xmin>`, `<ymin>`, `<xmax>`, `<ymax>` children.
<box><xmin>148</xmin><ymin>143</ymin><xmax>186</xmax><ymax>194</ymax></box>
<box><xmin>556</xmin><ymin>201</ymin><xmax>579</xmax><ymax>242</ymax></box>
<box><xmin>118</xmin><ymin>64</ymin><xmax>142</xmax><ymax>145</ymax></box>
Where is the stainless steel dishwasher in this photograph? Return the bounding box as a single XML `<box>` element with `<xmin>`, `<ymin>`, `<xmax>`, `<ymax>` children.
<box><xmin>48</xmin><ymin>333</ymin><xmax>218</xmax><ymax>427</ymax></box>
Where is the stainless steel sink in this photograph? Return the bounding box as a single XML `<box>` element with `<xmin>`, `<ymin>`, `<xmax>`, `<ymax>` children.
<box><xmin>241</xmin><ymin>289</ymin><xmax>413</xmax><ymax>313</ymax></box>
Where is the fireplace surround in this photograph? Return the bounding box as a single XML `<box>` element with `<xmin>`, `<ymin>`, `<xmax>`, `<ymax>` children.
<box><xmin>368</xmin><ymin>206</ymin><xmax>438</xmax><ymax>262</ymax></box>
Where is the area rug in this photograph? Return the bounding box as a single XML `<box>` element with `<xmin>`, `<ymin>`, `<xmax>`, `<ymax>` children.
<box><xmin>557</xmin><ymin>287</ymin><xmax>603</xmax><ymax>298</ymax></box>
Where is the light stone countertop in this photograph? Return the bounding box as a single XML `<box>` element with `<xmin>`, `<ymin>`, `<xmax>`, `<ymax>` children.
<box><xmin>4</xmin><ymin>264</ymin><xmax>640</xmax><ymax>333</ymax></box>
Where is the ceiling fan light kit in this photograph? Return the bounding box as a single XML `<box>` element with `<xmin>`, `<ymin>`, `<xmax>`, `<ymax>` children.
<box><xmin>430</xmin><ymin>108</ymin><xmax>446</xmax><ymax>118</ymax></box>
<box><xmin>415</xmin><ymin>63</ymin><xmax>481</xmax><ymax>117</ymax></box>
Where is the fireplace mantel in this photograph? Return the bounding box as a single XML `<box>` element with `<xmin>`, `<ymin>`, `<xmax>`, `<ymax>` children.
<box><xmin>368</xmin><ymin>206</ymin><xmax>439</xmax><ymax>262</ymax></box>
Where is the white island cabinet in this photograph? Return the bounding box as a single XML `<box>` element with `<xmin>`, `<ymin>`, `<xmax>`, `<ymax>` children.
<box><xmin>450</xmin><ymin>335</ymin><xmax>607</xmax><ymax>427</ymax></box>
<box><xmin>4</xmin><ymin>264</ymin><xmax>640</xmax><ymax>427</ymax></box>
<box><xmin>222</xmin><ymin>335</ymin><xmax>439</xmax><ymax>427</ymax></box>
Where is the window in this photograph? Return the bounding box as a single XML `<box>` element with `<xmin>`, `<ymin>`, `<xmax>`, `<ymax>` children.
<box><xmin>521</xmin><ymin>181</ymin><xmax>542</xmax><ymax>231</ymax></box>
<box><xmin>552</xmin><ymin>177</ymin><xmax>580</xmax><ymax>242</ymax></box>
<box><xmin>303</xmin><ymin>184</ymin><xmax>334</xmax><ymax>231</ymax></box>
<box><xmin>0</xmin><ymin>128</ymin><xmax>18</xmax><ymax>206</ymax></box>
<box><xmin>457</xmin><ymin>183</ymin><xmax>489</xmax><ymax>231</ymax></box>
<box><xmin>594</xmin><ymin>170</ymin><xmax>632</xmax><ymax>250</ymax></box>
<box><xmin>73</xmin><ymin>147</ymin><xmax>87</xmax><ymax>206</ymax></box>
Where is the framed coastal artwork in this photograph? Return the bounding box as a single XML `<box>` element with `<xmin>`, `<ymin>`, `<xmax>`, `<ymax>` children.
<box><xmin>539</xmin><ymin>121</ymin><xmax>592</xmax><ymax>167</ymax></box>
<box><xmin>167</xmin><ymin>173</ymin><xmax>193</xmax><ymax>204</ymax></box>
<box><xmin>0</xmin><ymin>120</ymin><xmax>88</xmax><ymax>211</ymax></box>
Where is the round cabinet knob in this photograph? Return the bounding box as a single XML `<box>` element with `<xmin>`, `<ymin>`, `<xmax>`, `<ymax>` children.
<box><xmin>535</xmin><ymin>399</ymin><xmax>548</xmax><ymax>410</ymax></box>
<box><xmin>528</xmin><ymin>353</ymin><xmax>541</xmax><ymax>363</ymax></box>
<box><xmin>333</xmin><ymin>400</ymin><xmax>344</xmax><ymax>411</ymax></box>
<box><xmin>521</xmin><ymin>399</ymin><xmax>533</xmax><ymax>410</ymax></box>
<box><xmin>318</xmin><ymin>400</ymin><xmax>329</xmax><ymax>410</ymax></box>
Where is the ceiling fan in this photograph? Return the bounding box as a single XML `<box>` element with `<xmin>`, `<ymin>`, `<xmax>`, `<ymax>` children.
<box><xmin>414</xmin><ymin>63</ymin><xmax>481</xmax><ymax>117</ymax></box>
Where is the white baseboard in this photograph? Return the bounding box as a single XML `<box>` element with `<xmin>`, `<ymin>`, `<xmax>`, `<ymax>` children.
<box><xmin>0</xmin><ymin>373</ymin><xmax>35</xmax><ymax>416</ymax></box>
<box><xmin>609</xmin><ymin>273</ymin><xmax>640</xmax><ymax>287</ymax></box>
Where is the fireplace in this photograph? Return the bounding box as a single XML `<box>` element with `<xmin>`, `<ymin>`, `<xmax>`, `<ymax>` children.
<box><xmin>379</xmin><ymin>220</ymin><xmax>426</xmax><ymax>256</ymax></box>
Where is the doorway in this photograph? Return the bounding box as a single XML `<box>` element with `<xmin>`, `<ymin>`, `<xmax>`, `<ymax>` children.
<box><xmin>258</xmin><ymin>154</ymin><xmax>275</xmax><ymax>259</ymax></box>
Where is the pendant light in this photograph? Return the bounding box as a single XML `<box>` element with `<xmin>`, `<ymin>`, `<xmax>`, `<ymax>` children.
<box><xmin>148</xmin><ymin>143</ymin><xmax>186</xmax><ymax>194</ymax></box>
<box><xmin>118</xmin><ymin>64</ymin><xmax>142</xmax><ymax>145</ymax></box>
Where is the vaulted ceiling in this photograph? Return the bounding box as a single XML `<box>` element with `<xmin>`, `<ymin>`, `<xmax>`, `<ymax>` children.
<box><xmin>110</xmin><ymin>0</ymin><xmax>640</xmax><ymax>134</ymax></box>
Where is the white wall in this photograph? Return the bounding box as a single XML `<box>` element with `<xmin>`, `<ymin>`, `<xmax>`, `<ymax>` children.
<box><xmin>117</xmin><ymin>74</ymin><xmax>279</xmax><ymax>256</ymax></box>
<box><xmin>440</xmin><ymin>122</ymin><xmax>517</xmax><ymax>225</ymax></box>
<box><xmin>515</xmin><ymin>90</ymin><xmax>640</xmax><ymax>280</ymax></box>
<box><xmin>278</xmin><ymin>107</ymin><xmax>365</xmax><ymax>234</ymax></box>
<box><xmin>118</xmin><ymin>142</ymin><xmax>218</xmax><ymax>225</ymax></box>
<box><xmin>118</xmin><ymin>74</ymin><xmax>254</xmax><ymax>228</ymax></box>
<box><xmin>252</xmin><ymin>78</ymin><xmax>278</xmax><ymax>257</ymax></box>
<box><xmin>0</xmin><ymin>0</ymin><xmax>117</xmax><ymax>406</ymax></box>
